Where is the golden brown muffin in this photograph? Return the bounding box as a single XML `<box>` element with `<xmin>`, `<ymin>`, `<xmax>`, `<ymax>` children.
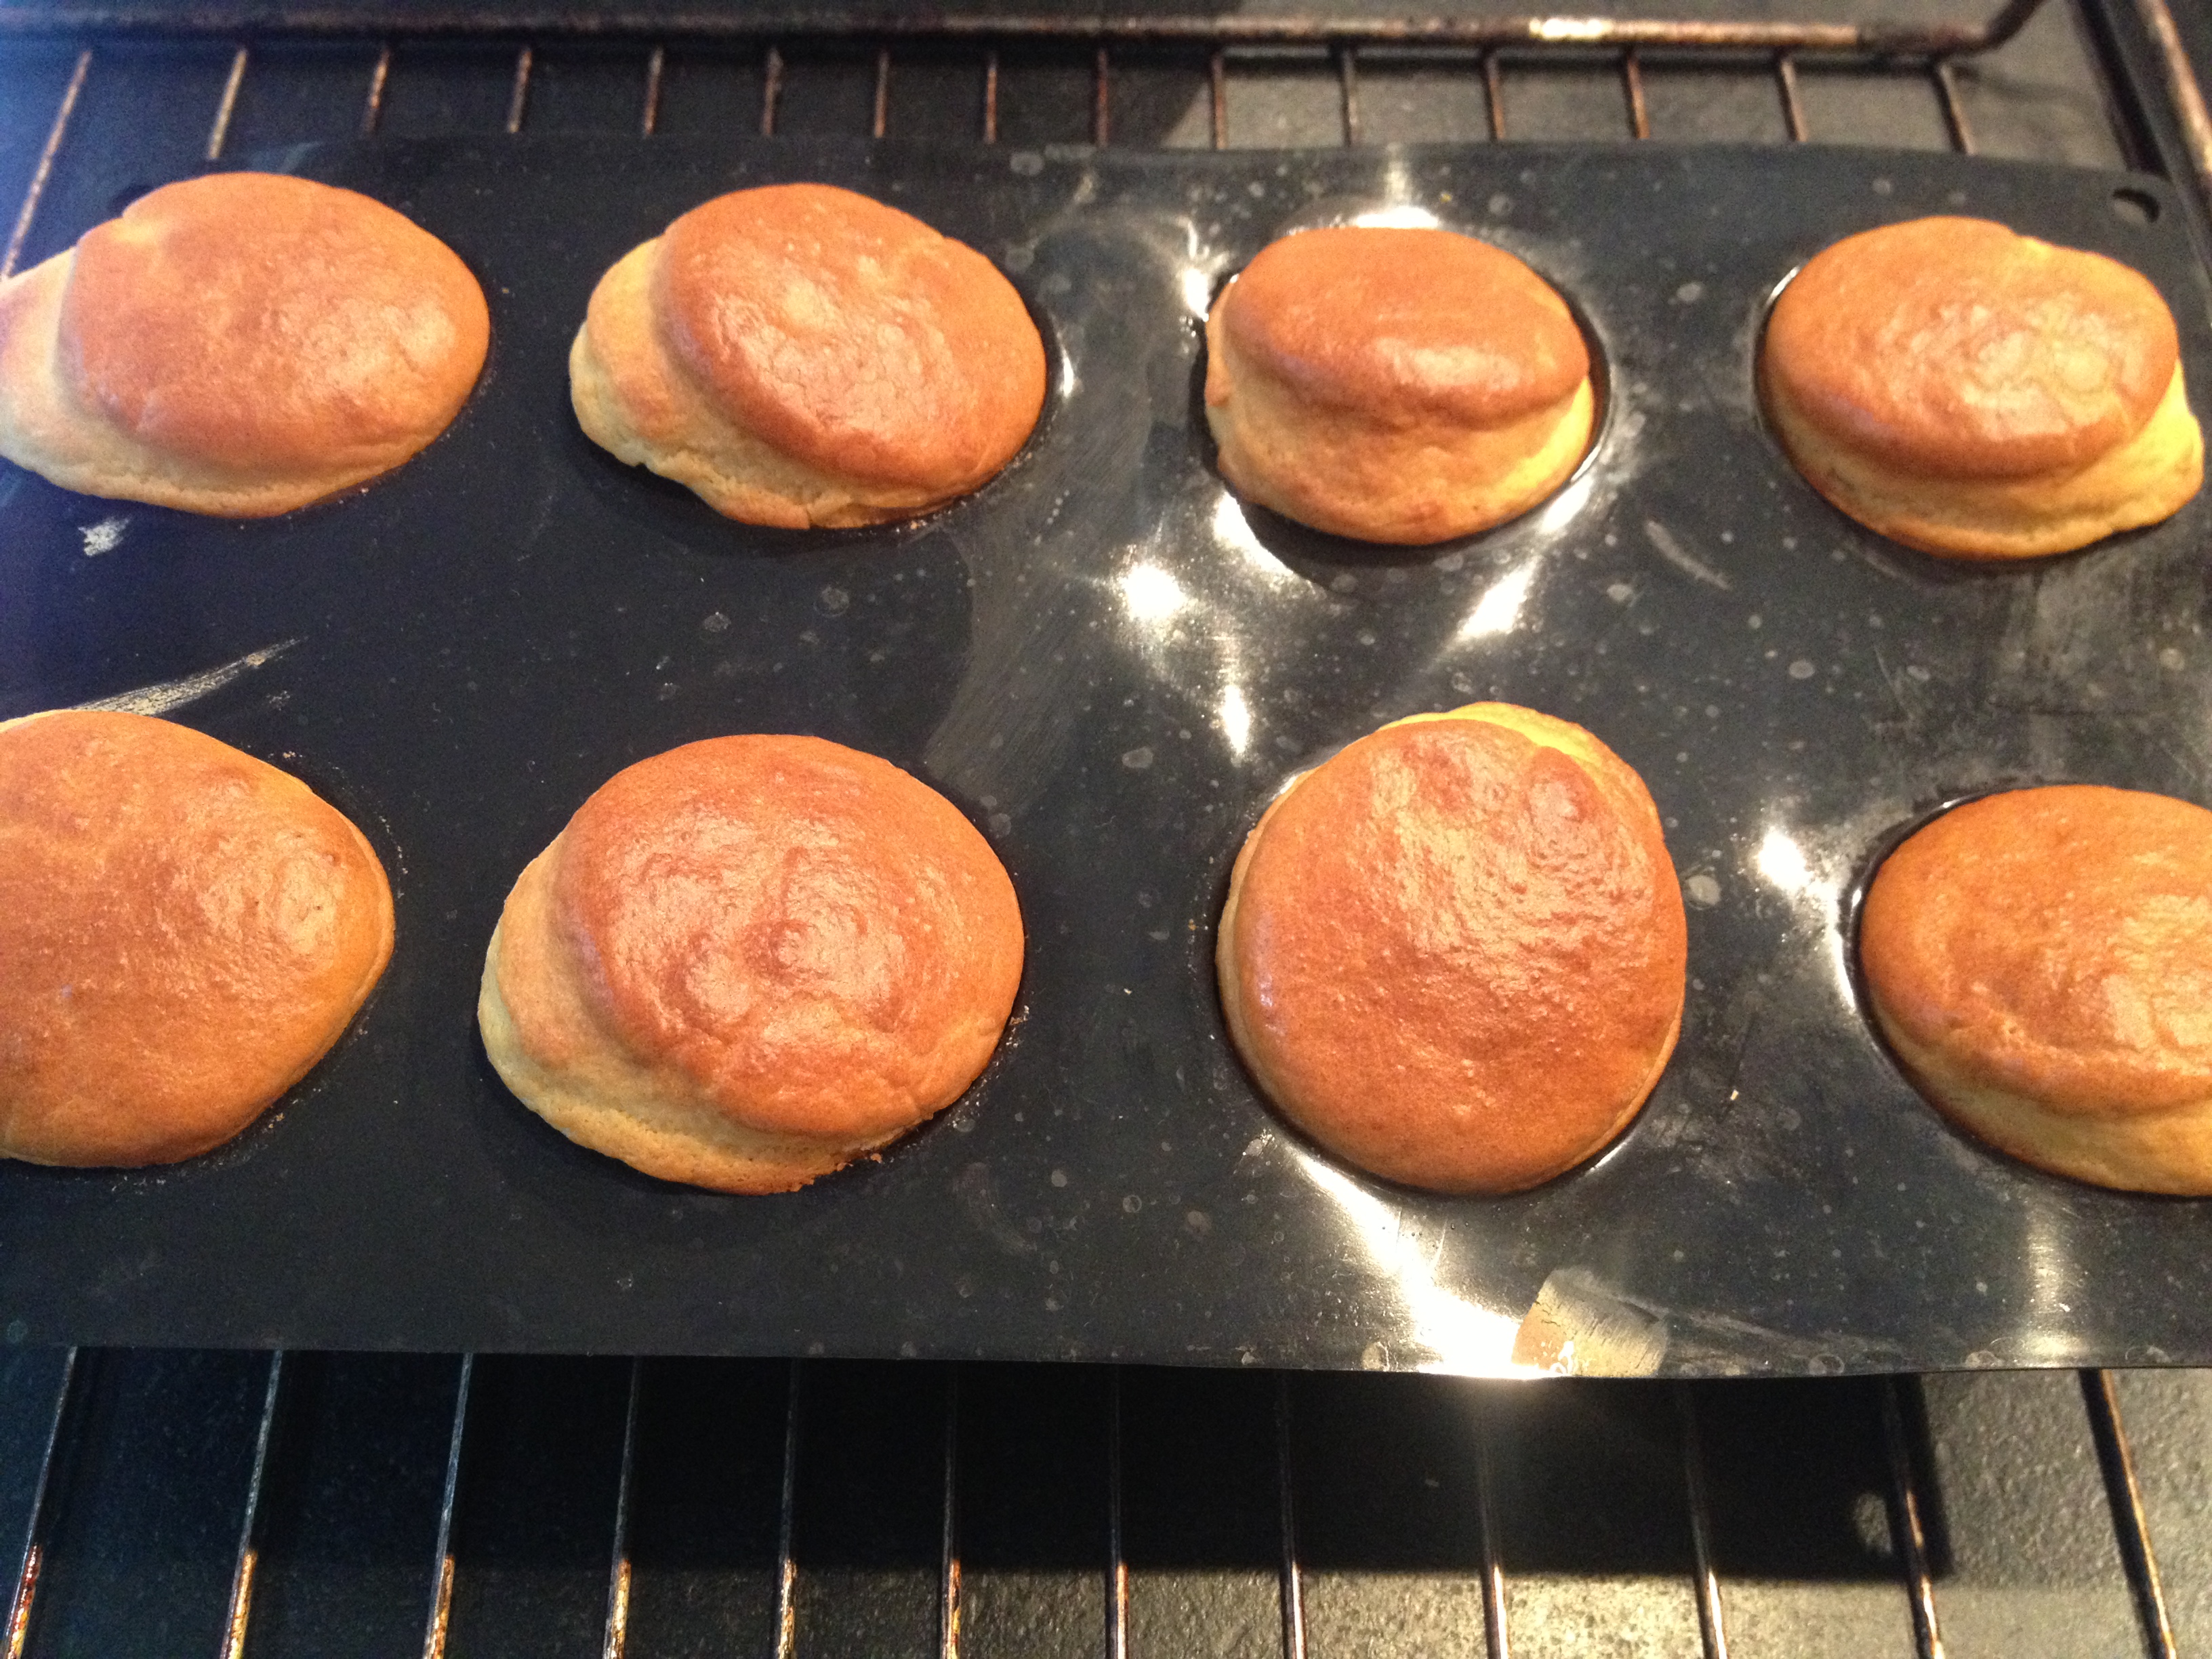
<box><xmin>570</xmin><ymin>184</ymin><xmax>1046</xmax><ymax>528</ymax></box>
<box><xmin>0</xmin><ymin>710</ymin><xmax>394</xmax><ymax>1167</ymax></box>
<box><xmin>1761</xmin><ymin>217</ymin><xmax>2203</xmax><ymax>559</ymax></box>
<box><xmin>479</xmin><ymin>735</ymin><xmax>1024</xmax><ymax>1192</ymax></box>
<box><xmin>1204</xmin><ymin>226</ymin><xmax>1595</xmax><ymax>545</ymax></box>
<box><xmin>0</xmin><ymin>172</ymin><xmax>489</xmax><ymax>516</ymax></box>
<box><xmin>1217</xmin><ymin>704</ymin><xmax>1686</xmax><ymax>1193</ymax></box>
<box><xmin>1860</xmin><ymin>785</ymin><xmax>2212</xmax><ymax>1193</ymax></box>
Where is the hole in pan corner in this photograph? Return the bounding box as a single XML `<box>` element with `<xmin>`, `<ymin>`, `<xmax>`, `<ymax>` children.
<box><xmin>2110</xmin><ymin>186</ymin><xmax>2160</xmax><ymax>227</ymax></box>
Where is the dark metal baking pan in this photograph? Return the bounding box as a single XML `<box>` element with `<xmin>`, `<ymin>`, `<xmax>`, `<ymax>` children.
<box><xmin>3</xmin><ymin>134</ymin><xmax>2208</xmax><ymax>1375</ymax></box>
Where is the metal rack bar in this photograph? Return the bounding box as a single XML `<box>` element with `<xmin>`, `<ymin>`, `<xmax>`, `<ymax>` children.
<box><xmin>598</xmin><ymin>1359</ymin><xmax>643</xmax><ymax>1659</ymax></box>
<box><xmin>419</xmin><ymin>1354</ymin><xmax>475</xmax><ymax>1659</ymax></box>
<box><xmin>1209</xmin><ymin>47</ymin><xmax>1227</xmax><ymax>148</ymax></box>
<box><xmin>2080</xmin><ymin>1370</ymin><xmax>2179</xmax><ymax>1659</ymax></box>
<box><xmin>872</xmin><ymin>46</ymin><xmax>890</xmax><ymax>140</ymax></box>
<box><xmin>1473</xmin><ymin>1394</ymin><xmax>1511</xmax><ymax>1659</ymax></box>
<box><xmin>773</xmin><ymin>1359</ymin><xmax>802</xmax><ymax>1659</ymax></box>
<box><xmin>1933</xmin><ymin>58</ymin><xmax>1976</xmax><ymax>152</ymax></box>
<box><xmin>761</xmin><ymin>43</ymin><xmax>783</xmax><ymax>136</ymax></box>
<box><xmin>1673</xmin><ymin>1385</ymin><xmax>1731</xmax><ymax>1659</ymax></box>
<box><xmin>4</xmin><ymin>1350</ymin><xmax>78</xmax><ymax>1659</ymax></box>
<box><xmin>361</xmin><ymin>39</ymin><xmax>391</xmax><ymax>133</ymax></box>
<box><xmin>2133</xmin><ymin>0</ymin><xmax>2212</xmax><ymax>194</ymax></box>
<box><xmin>1879</xmin><ymin>1379</ymin><xmax>1947</xmax><ymax>1659</ymax></box>
<box><xmin>1274</xmin><ymin>1376</ymin><xmax>1307</xmax><ymax>1659</ymax></box>
<box><xmin>1093</xmin><ymin>46</ymin><xmax>1111</xmax><ymax>146</ymax></box>
<box><xmin>1483</xmin><ymin>49</ymin><xmax>1507</xmax><ymax>138</ymax></box>
<box><xmin>0</xmin><ymin>1</ymin><xmax>2055</xmax><ymax>56</ymax></box>
<box><xmin>1</xmin><ymin>45</ymin><xmax>89</xmax><ymax>279</ymax></box>
<box><xmin>1776</xmin><ymin>52</ymin><xmax>1809</xmax><ymax>140</ymax></box>
<box><xmin>939</xmin><ymin>1367</ymin><xmax>962</xmax><ymax>1659</ymax></box>
<box><xmin>1623</xmin><ymin>47</ymin><xmax>1650</xmax><ymax>139</ymax></box>
<box><xmin>982</xmin><ymin>49</ymin><xmax>999</xmax><ymax>143</ymax></box>
<box><xmin>1336</xmin><ymin>43</ymin><xmax>1360</xmax><ymax>145</ymax></box>
<box><xmin>206</xmin><ymin>41</ymin><xmax>248</xmax><ymax>158</ymax></box>
<box><xmin>639</xmin><ymin>43</ymin><xmax>661</xmax><ymax>134</ymax></box>
<box><xmin>216</xmin><ymin>1352</ymin><xmax>287</xmax><ymax>1659</ymax></box>
<box><xmin>505</xmin><ymin>42</ymin><xmax>533</xmax><ymax>133</ymax></box>
<box><xmin>1104</xmin><ymin>1368</ymin><xmax>1128</xmax><ymax>1659</ymax></box>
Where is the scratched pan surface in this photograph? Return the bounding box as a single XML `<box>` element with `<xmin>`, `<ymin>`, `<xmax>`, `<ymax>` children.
<box><xmin>2</xmin><ymin>136</ymin><xmax>2209</xmax><ymax>1374</ymax></box>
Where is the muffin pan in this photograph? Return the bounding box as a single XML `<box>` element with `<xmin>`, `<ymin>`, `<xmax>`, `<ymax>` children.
<box><xmin>2</xmin><ymin>135</ymin><xmax>2209</xmax><ymax>1374</ymax></box>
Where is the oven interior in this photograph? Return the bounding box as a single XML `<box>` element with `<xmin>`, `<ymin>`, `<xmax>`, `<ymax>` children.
<box><xmin>4</xmin><ymin>3</ymin><xmax>2212</xmax><ymax>1655</ymax></box>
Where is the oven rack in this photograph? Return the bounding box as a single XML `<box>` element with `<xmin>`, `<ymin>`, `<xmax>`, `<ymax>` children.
<box><xmin>0</xmin><ymin>0</ymin><xmax>2110</xmax><ymax>154</ymax></box>
<box><xmin>3</xmin><ymin>2</ymin><xmax>2212</xmax><ymax>1656</ymax></box>
<box><xmin>7</xmin><ymin>1349</ymin><xmax>2212</xmax><ymax>1659</ymax></box>
<box><xmin>4</xmin><ymin>0</ymin><xmax>2212</xmax><ymax>286</ymax></box>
